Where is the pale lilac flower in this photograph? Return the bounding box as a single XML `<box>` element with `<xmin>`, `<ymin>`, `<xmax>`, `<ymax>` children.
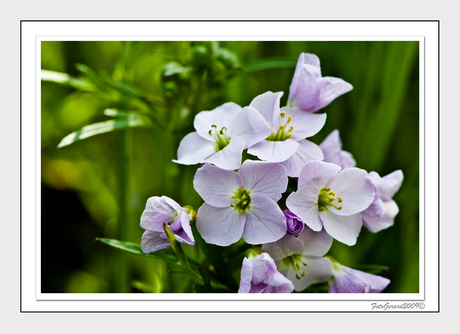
<box><xmin>262</xmin><ymin>227</ymin><xmax>334</xmax><ymax>292</ymax></box>
<box><xmin>140</xmin><ymin>196</ymin><xmax>194</xmax><ymax>253</ymax></box>
<box><xmin>194</xmin><ymin>160</ymin><xmax>288</xmax><ymax>246</ymax></box>
<box><xmin>287</xmin><ymin>53</ymin><xmax>353</xmax><ymax>112</ymax></box>
<box><xmin>174</xmin><ymin>102</ymin><xmax>270</xmax><ymax>170</ymax></box>
<box><xmin>247</xmin><ymin>91</ymin><xmax>325</xmax><ymax>177</ymax></box>
<box><xmin>238</xmin><ymin>252</ymin><xmax>294</xmax><ymax>293</ymax></box>
<box><xmin>286</xmin><ymin>160</ymin><xmax>374</xmax><ymax>246</ymax></box>
<box><xmin>284</xmin><ymin>209</ymin><xmax>305</xmax><ymax>235</ymax></box>
<box><xmin>320</xmin><ymin>130</ymin><xmax>356</xmax><ymax>169</ymax></box>
<box><xmin>362</xmin><ymin>170</ymin><xmax>404</xmax><ymax>233</ymax></box>
<box><xmin>328</xmin><ymin>261</ymin><xmax>390</xmax><ymax>293</ymax></box>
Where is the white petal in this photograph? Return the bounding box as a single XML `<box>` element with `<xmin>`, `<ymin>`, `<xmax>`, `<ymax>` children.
<box><xmin>194</xmin><ymin>102</ymin><xmax>242</xmax><ymax>139</ymax></box>
<box><xmin>196</xmin><ymin>203</ymin><xmax>245</xmax><ymax>246</ymax></box>
<box><xmin>203</xmin><ymin>137</ymin><xmax>245</xmax><ymax>170</ymax></box>
<box><xmin>298</xmin><ymin>160</ymin><xmax>341</xmax><ymax>190</ymax></box>
<box><xmin>248</xmin><ymin>138</ymin><xmax>299</xmax><ymax>163</ymax></box>
<box><xmin>229</xmin><ymin>106</ymin><xmax>271</xmax><ymax>148</ymax></box>
<box><xmin>249</xmin><ymin>91</ymin><xmax>283</xmax><ymax>128</ymax></box>
<box><xmin>296</xmin><ymin>227</ymin><xmax>333</xmax><ymax>257</ymax></box>
<box><xmin>280</xmin><ymin>107</ymin><xmax>327</xmax><ymax>140</ymax></box>
<box><xmin>281</xmin><ymin>139</ymin><xmax>324</xmax><ymax>177</ymax></box>
<box><xmin>286</xmin><ymin>185</ymin><xmax>323</xmax><ymax>231</ymax></box>
<box><xmin>319</xmin><ymin>210</ymin><xmax>363</xmax><ymax>246</ymax></box>
<box><xmin>262</xmin><ymin>233</ymin><xmax>305</xmax><ymax>262</ymax></box>
<box><xmin>173</xmin><ymin>132</ymin><xmax>217</xmax><ymax>165</ymax></box>
<box><xmin>291</xmin><ymin>256</ymin><xmax>333</xmax><ymax>292</ymax></box>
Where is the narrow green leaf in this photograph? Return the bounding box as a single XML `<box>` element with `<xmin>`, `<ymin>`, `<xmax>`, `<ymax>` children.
<box><xmin>132</xmin><ymin>280</ymin><xmax>158</xmax><ymax>293</ymax></box>
<box><xmin>353</xmin><ymin>264</ymin><xmax>390</xmax><ymax>275</ymax></box>
<box><xmin>244</xmin><ymin>57</ymin><xmax>297</xmax><ymax>73</ymax></box>
<box><xmin>96</xmin><ymin>238</ymin><xmax>184</xmax><ymax>267</ymax></box>
<box><xmin>41</xmin><ymin>69</ymin><xmax>95</xmax><ymax>91</ymax></box>
<box><xmin>163</xmin><ymin>223</ymin><xmax>190</xmax><ymax>269</ymax></box>
<box><xmin>58</xmin><ymin>114</ymin><xmax>152</xmax><ymax>148</ymax></box>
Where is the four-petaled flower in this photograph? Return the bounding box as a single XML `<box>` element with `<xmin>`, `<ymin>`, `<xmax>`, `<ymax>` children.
<box><xmin>320</xmin><ymin>129</ymin><xmax>356</xmax><ymax>169</ymax></box>
<box><xmin>286</xmin><ymin>160</ymin><xmax>375</xmax><ymax>245</ymax></box>
<box><xmin>262</xmin><ymin>227</ymin><xmax>334</xmax><ymax>292</ymax></box>
<box><xmin>174</xmin><ymin>102</ymin><xmax>270</xmax><ymax>170</ymax></box>
<box><xmin>328</xmin><ymin>260</ymin><xmax>390</xmax><ymax>293</ymax></box>
<box><xmin>140</xmin><ymin>196</ymin><xmax>195</xmax><ymax>253</ymax></box>
<box><xmin>287</xmin><ymin>53</ymin><xmax>353</xmax><ymax>112</ymax></box>
<box><xmin>247</xmin><ymin>91</ymin><xmax>325</xmax><ymax>177</ymax></box>
<box><xmin>238</xmin><ymin>252</ymin><xmax>294</xmax><ymax>293</ymax></box>
<box><xmin>362</xmin><ymin>170</ymin><xmax>404</xmax><ymax>233</ymax></box>
<box><xmin>194</xmin><ymin>160</ymin><xmax>288</xmax><ymax>246</ymax></box>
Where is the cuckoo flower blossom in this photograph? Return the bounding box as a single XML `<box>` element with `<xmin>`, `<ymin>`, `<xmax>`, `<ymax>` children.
<box><xmin>328</xmin><ymin>261</ymin><xmax>390</xmax><ymax>293</ymax></box>
<box><xmin>286</xmin><ymin>161</ymin><xmax>374</xmax><ymax>245</ymax></box>
<box><xmin>262</xmin><ymin>227</ymin><xmax>333</xmax><ymax>292</ymax></box>
<box><xmin>362</xmin><ymin>170</ymin><xmax>403</xmax><ymax>233</ymax></box>
<box><xmin>194</xmin><ymin>160</ymin><xmax>288</xmax><ymax>246</ymax></box>
<box><xmin>320</xmin><ymin>130</ymin><xmax>356</xmax><ymax>169</ymax></box>
<box><xmin>174</xmin><ymin>102</ymin><xmax>270</xmax><ymax>170</ymax></box>
<box><xmin>247</xmin><ymin>91</ymin><xmax>325</xmax><ymax>177</ymax></box>
<box><xmin>238</xmin><ymin>252</ymin><xmax>294</xmax><ymax>293</ymax></box>
<box><xmin>287</xmin><ymin>53</ymin><xmax>353</xmax><ymax>112</ymax></box>
<box><xmin>140</xmin><ymin>196</ymin><xmax>194</xmax><ymax>253</ymax></box>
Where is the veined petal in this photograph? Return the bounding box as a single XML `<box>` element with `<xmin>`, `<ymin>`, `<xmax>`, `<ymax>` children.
<box><xmin>328</xmin><ymin>167</ymin><xmax>375</xmax><ymax>215</ymax></box>
<box><xmin>280</xmin><ymin>139</ymin><xmax>324</xmax><ymax>177</ymax></box>
<box><xmin>286</xmin><ymin>185</ymin><xmax>323</xmax><ymax>232</ymax></box>
<box><xmin>319</xmin><ymin>210</ymin><xmax>362</xmax><ymax>246</ymax></box>
<box><xmin>194</xmin><ymin>102</ymin><xmax>242</xmax><ymax>139</ymax></box>
<box><xmin>379</xmin><ymin>170</ymin><xmax>404</xmax><ymax>201</ymax></box>
<box><xmin>196</xmin><ymin>203</ymin><xmax>245</xmax><ymax>246</ymax></box>
<box><xmin>280</xmin><ymin>107</ymin><xmax>327</xmax><ymax>140</ymax></box>
<box><xmin>378</xmin><ymin>200</ymin><xmax>399</xmax><ymax>231</ymax></box>
<box><xmin>174</xmin><ymin>132</ymin><xmax>217</xmax><ymax>165</ymax></box>
<box><xmin>238</xmin><ymin>160</ymin><xmax>288</xmax><ymax>202</ymax></box>
<box><xmin>297</xmin><ymin>227</ymin><xmax>333</xmax><ymax>257</ymax></box>
<box><xmin>290</xmin><ymin>256</ymin><xmax>334</xmax><ymax>292</ymax></box>
<box><xmin>203</xmin><ymin>137</ymin><xmax>245</xmax><ymax>170</ymax></box>
<box><xmin>242</xmin><ymin>196</ymin><xmax>287</xmax><ymax>245</ymax></box>
<box><xmin>248</xmin><ymin>138</ymin><xmax>299</xmax><ymax>163</ymax></box>
<box><xmin>238</xmin><ymin>258</ymin><xmax>253</xmax><ymax>293</ymax></box>
<box><xmin>251</xmin><ymin>253</ymin><xmax>275</xmax><ymax>284</ymax></box>
<box><xmin>330</xmin><ymin>264</ymin><xmax>390</xmax><ymax>293</ymax></box>
<box><xmin>320</xmin><ymin>130</ymin><xmax>356</xmax><ymax>169</ymax></box>
<box><xmin>229</xmin><ymin>106</ymin><xmax>271</xmax><ymax>148</ymax></box>
<box><xmin>362</xmin><ymin>198</ymin><xmax>386</xmax><ymax>233</ymax></box>
<box><xmin>298</xmin><ymin>160</ymin><xmax>341</xmax><ymax>190</ymax></box>
<box><xmin>193</xmin><ymin>163</ymin><xmax>243</xmax><ymax>207</ymax></box>
<box><xmin>140</xmin><ymin>196</ymin><xmax>177</xmax><ymax>232</ymax></box>
<box><xmin>288</xmin><ymin>65</ymin><xmax>320</xmax><ymax>111</ymax></box>
<box><xmin>141</xmin><ymin>230</ymin><xmax>170</xmax><ymax>253</ymax></box>
<box><xmin>249</xmin><ymin>91</ymin><xmax>283</xmax><ymax>128</ymax></box>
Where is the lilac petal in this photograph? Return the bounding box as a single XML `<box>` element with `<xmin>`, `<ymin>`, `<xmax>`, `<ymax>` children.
<box><xmin>173</xmin><ymin>132</ymin><xmax>217</xmax><ymax>165</ymax></box>
<box><xmin>242</xmin><ymin>196</ymin><xmax>287</xmax><ymax>245</ymax></box>
<box><xmin>141</xmin><ymin>230</ymin><xmax>171</xmax><ymax>253</ymax></box>
<box><xmin>298</xmin><ymin>160</ymin><xmax>341</xmax><ymax>190</ymax></box>
<box><xmin>203</xmin><ymin>136</ymin><xmax>245</xmax><ymax>170</ymax></box>
<box><xmin>196</xmin><ymin>203</ymin><xmax>245</xmax><ymax>246</ymax></box>
<box><xmin>362</xmin><ymin>198</ymin><xmax>386</xmax><ymax>233</ymax></box>
<box><xmin>288</xmin><ymin>65</ymin><xmax>321</xmax><ymax>111</ymax></box>
<box><xmin>330</xmin><ymin>264</ymin><xmax>390</xmax><ymax>293</ymax></box>
<box><xmin>262</xmin><ymin>233</ymin><xmax>305</xmax><ymax>264</ymax></box>
<box><xmin>194</xmin><ymin>102</ymin><xmax>242</xmax><ymax>140</ymax></box>
<box><xmin>140</xmin><ymin>196</ymin><xmax>177</xmax><ymax>232</ymax></box>
<box><xmin>248</xmin><ymin>138</ymin><xmax>299</xmax><ymax>163</ymax></box>
<box><xmin>286</xmin><ymin>185</ymin><xmax>323</xmax><ymax>232</ymax></box>
<box><xmin>296</xmin><ymin>227</ymin><xmax>333</xmax><ymax>257</ymax></box>
<box><xmin>193</xmin><ymin>163</ymin><xmax>243</xmax><ymax>208</ymax></box>
<box><xmin>308</xmin><ymin>77</ymin><xmax>353</xmax><ymax>112</ymax></box>
<box><xmin>238</xmin><ymin>160</ymin><xmax>288</xmax><ymax>202</ymax></box>
<box><xmin>280</xmin><ymin>139</ymin><xmax>324</xmax><ymax>177</ymax></box>
<box><xmin>319</xmin><ymin>210</ymin><xmax>362</xmax><ymax>246</ymax></box>
<box><xmin>238</xmin><ymin>258</ymin><xmax>253</xmax><ymax>293</ymax></box>
<box><xmin>328</xmin><ymin>167</ymin><xmax>375</xmax><ymax>215</ymax></box>
<box><xmin>229</xmin><ymin>106</ymin><xmax>271</xmax><ymax>148</ymax></box>
<box><xmin>320</xmin><ymin>130</ymin><xmax>356</xmax><ymax>169</ymax></box>
<box><xmin>279</xmin><ymin>107</ymin><xmax>327</xmax><ymax>140</ymax></box>
<box><xmin>290</xmin><ymin>256</ymin><xmax>334</xmax><ymax>292</ymax></box>
<box><xmin>249</xmin><ymin>91</ymin><xmax>283</xmax><ymax>128</ymax></box>
<box><xmin>379</xmin><ymin>170</ymin><xmax>404</xmax><ymax>201</ymax></box>
<box><xmin>251</xmin><ymin>253</ymin><xmax>275</xmax><ymax>284</ymax></box>
<box><xmin>177</xmin><ymin>211</ymin><xmax>195</xmax><ymax>245</ymax></box>
<box><xmin>327</xmin><ymin>77</ymin><xmax>354</xmax><ymax>97</ymax></box>
<box><xmin>378</xmin><ymin>200</ymin><xmax>399</xmax><ymax>230</ymax></box>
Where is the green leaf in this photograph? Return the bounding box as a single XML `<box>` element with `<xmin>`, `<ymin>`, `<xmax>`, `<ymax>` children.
<box><xmin>244</xmin><ymin>57</ymin><xmax>297</xmax><ymax>73</ymax></box>
<box><xmin>353</xmin><ymin>264</ymin><xmax>390</xmax><ymax>275</ymax></box>
<box><xmin>41</xmin><ymin>69</ymin><xmax>95</xmax><ymax>91</ymax></box>
<box><xmin>96</xmin><ymin>238</ymin><xmax>183</xmax><ymax>268</ymax></box>
<box><xmin>132</xmin><ymin>280</ymin><xmax>158</xmax><ymax>293</ymax></box>
<box><xmin>58</xmin><ymin>114</ymin><xmax>152</xmax><ymax>148</ymax></box>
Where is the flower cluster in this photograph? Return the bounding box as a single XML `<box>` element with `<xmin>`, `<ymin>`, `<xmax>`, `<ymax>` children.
<box><xmin>140</xmin><ymin>53</ymin><xmax>403</xmax><ymax>293</ymax></box>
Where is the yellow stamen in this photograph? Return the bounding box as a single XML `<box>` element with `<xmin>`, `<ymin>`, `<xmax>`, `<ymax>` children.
<box><xmin>329</xmin><ymin>191</ymin><xmax>335</xmax><ymax>196</ymax></box>
<box><xmin>287</xmin><ymin>115</ymin><xmax>292</xmax><ymax>124</ymax></box>
<box><xmin>279</xmin><ymin>124</ymin><xmax>285</xmax><ymax>131</ymax></box>
<box><xmin>280</xmin><ymin>111</ymin><xmax>286</xmax><ymax>118</ymax></box>
<box><xmin>334</xmin><ymin>205</ymin><xmax>342</xmax><ymax>210</ymax></box>
<box><xmin>318</xmin><ymin>206</ymin><xmax>327</xmax><ymax>211</ymax></box>
<box><xmin>295</xmin><ymin>273</ymin><xmax>301</xmax><ymax>280</ymax></box>
<box><xmin>337</xmin><ymin>197</ymin><xmax>343</xmax><ymax>203</ymax></box>
<box><xmin>238</xmin><ymin>209</ymin><xmax>244</xmax><ymax>215</ymax></box>
<box><xmin>288</xmin><ymin>126</ymin><xmax>294</xmax><ymax>132</ymax></box>
<box><xmin>211</xmin><ymin>124</ymin><xmax>217</xmax><ymax>128</ymax></box>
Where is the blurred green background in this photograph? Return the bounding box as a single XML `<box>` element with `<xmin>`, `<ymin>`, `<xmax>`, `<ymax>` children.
<box><xmin>41</xmin><ymin>41</ymin><xmax>419</xmax><ymax>293</ymax></box>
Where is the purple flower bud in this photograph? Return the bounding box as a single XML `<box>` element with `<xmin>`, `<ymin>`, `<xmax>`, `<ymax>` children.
<box><xmin>284</xmin><ymin>209</ymin><xmax>305</xmax><ymax>235</ymax></box>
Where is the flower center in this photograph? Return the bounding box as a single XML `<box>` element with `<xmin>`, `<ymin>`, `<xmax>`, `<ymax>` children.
<box><xmin>230</xmin><ymin>187</ymin><xmax>251</xmax><ymax>215</ymax></box>
<box><xmin>282</xmin><ymin>253</ymin><xmax>307</xmax><ymax>280</ymax></box>
<box><xmin>267</xmin><ymin>111</ymin><xmax>294</xmax><ymax>142</ymax></box>
<box><xmin>208</xmin><ymin>124</ymin><xmax>231</xmax><ymax>151</ymax></box>
<box><xmin>317</xmin><ymin>188</ymin><xmax>343</xmax><ymax>212</ymax></box>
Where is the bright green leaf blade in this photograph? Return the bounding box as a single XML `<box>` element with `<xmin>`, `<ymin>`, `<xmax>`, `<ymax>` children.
<box><xmin>244</xmin><ymin>57</ymin><xmax>297</xmax><ymax>73</ymax></box>
<box><xmin>131</xmin><ymin>280</ymin><xmax>159</xmax><ymax>293</ymax></box>
<box><xmin>41</xmin><ymin>69</ymin><xmax>95</xmax><ymax>91</ymax></box>
<box><xmin>96</xmin><ymin>238</ymin><xmax>183</xmax><ymax>267</ymax></box>
<box><xmin>58</xmin><ymin>115</ymin><xmax>152</xmax><ymax>148</ymax></box>
<box><xmin>163</xmin><ymin>223</ymin><xmax>190</xmax><ymax>269</ymax></box>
